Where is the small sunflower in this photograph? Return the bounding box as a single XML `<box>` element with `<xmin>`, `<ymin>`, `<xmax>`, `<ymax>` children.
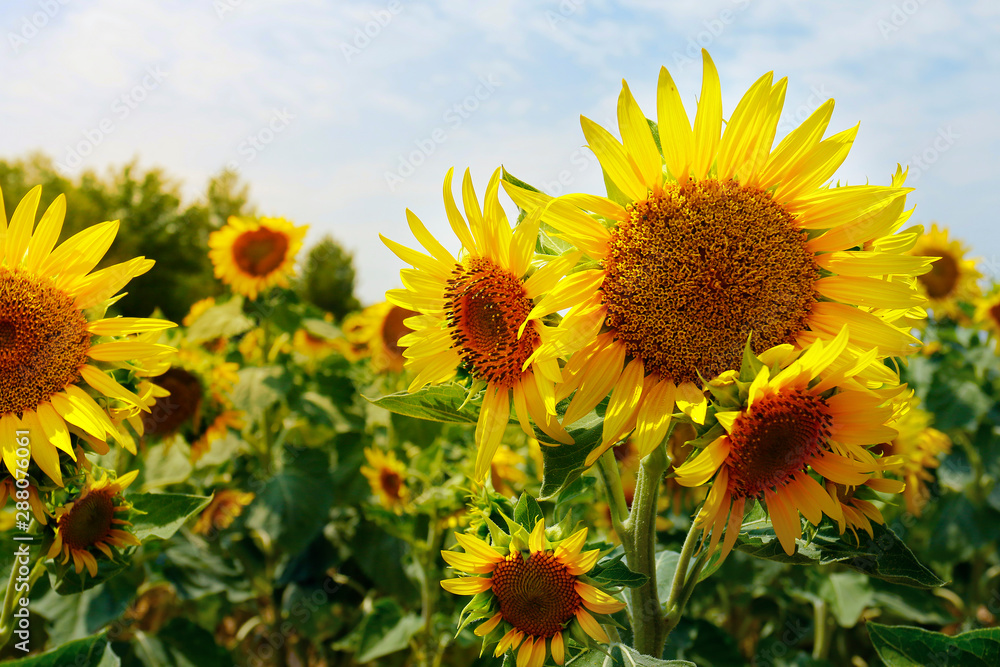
<box><xmin>909</xmin><ymin>224</ymin><xmax>981</xmax><ymax>319</ymax></box>
<box><xmin>47</xmin><ymin>469</ymin><xmax>141</xmax><ymax>577</ymax></box>
<box><xmin>441</xmin><ymin>519</ymin><xmax>625</xmax><ymax>666</ymax></box>
<box><xmin>489</xmin><ymin>444</ymin><xmax>527</xmax><ymax>498</ymax></box>
<box><xmin>674</xmin><ymin>328</ymin><xmax>905</xmax><ymax>559</ymax></box>
<box><xmin>182</xmin><ymin>297</ymin><xmax>216</xmax><ymax>327</ymax></box>
<box><xmin>505</xmin><ymin>51</ymin><xmax>929</xmax><ymax>465</ymax></box>
<box><xmin>382</xmin><ymin>167</ymin><xmax>575</xmax><ymax>480</ymax></box>
<box><xmin>208</xmin><ymin>216</ymin><xmax>308</xmax><ymax>300</ymax></box>
<box><xmin>1</xmin><ymin>185</ymin><xmax>175</xmax><ymax>485</ymax></box>
<box><xmin>877</xmin><ymin>401</ymin><xmax>950</xmax><ymax>516</ymax></box>
<box><xmin>974</xmin><ymin>287</ymin><xmax>1000</xmax><ymax>353</ymax></box>
<box><xmin>192</xmin><ymin>488</ymin><xmax>255</xmax><ymax>535</ymax></box>
<box><xmin>341</xmin><ymin>301</ymin><xmax>419</xmax><ymax>373</ymax></box>
<box><xmin>361</xmin><ymin>447</ymin><xmax>409</xmax><ymax>512</ymax></box>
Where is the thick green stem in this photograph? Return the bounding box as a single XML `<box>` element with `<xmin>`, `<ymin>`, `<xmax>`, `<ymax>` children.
<box><xmin>418</xmin><ymin>516</ymin><xmax>442</xmax><ymax>667</ymax></box>
<box><xmin>622</xmin><ymin>445</ymin><xmax>668</xmax><ymax>657</ymax></box>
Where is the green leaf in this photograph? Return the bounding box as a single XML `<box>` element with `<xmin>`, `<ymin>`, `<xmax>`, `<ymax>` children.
<box><xmin>231</xmin><ymin>366</ymin><xmax>291</xmax><ymax>413</ymax></box>
<box><xmin>129</xmin><ymin>493</ymin><xmax>212</xmax><ymax>542</ymax></box>
<box><xmin>246</xmin><ymin>447</ymin><xmax>335</xmax><ymax>555</ymax></box>
<box><xmin>568</xmin><ymin>644</ymin><xmax>695</xmax><ymax>666</ymax></box>
<box><xmin>867</xmin><ymin>623</ymin><xmax>1000</xmax><ymax>666</ymax></box>
<box><xmin>139</xmin><ymin>440</ymin><xmax>193</xmax><ymax>489</ymax></box>
<box><xmin>352</xmin><ymin>598</ymin><xmax>422</xmax><ymax>663</ymax></box>
<box><xmin>301</xmin><ymin>317</ymin><xmax>341</xmax><ymax>340</ymax></box>
<box><xmin>185</xmin><ymin>296</ymin><xmax>254</xmax><ymax>343</ymax></box>
<box><xmin>654</xmin><ymin>550</ymin><xmax>681</xmax><ymax>603</ymax></box>
<box><xmin>368</xmin><ymin>384</ymin><xmax>482</xmax><ymax>424</ymax></box>
<box><xmin>538</xmin><ymin>400</ymin><xmax>608</xmax><ymax>500</ymax></box>
<box><xmin>589</xmin><ymin>554</ymin><xmax>649</xmax><ymax>589</ymax></box>
<box><xmin>735</xmin><ymin>509</ymin><xmax>944</xmax><ymax>588</ymax></box>
<box><xmin>34</xmin><ymin>564</ymin><xmax>144</xmax><ymax>643</ymax></box>
<box><xmin>513</xmin><ymin>494</ymin><xmax>543</xmax><ymax>530</ymax></box>
<box><xmin>824</xmin><ymin>571</ymin><xmax>874</xmax><ymax>627</ymax></box>
<box><xmin>3</xmin><ymin>631</ymin><xmax>119</xmax><ymax>666</ymax></box>
<box><xmin>123</xmin><ymin>618</ymin><xmax>233</xmax><ymax>667</ymax></box>
<box><xmin>869</xmin><ymin>578</ymin><xmax>953</xmax><ymax>625</ymax></box>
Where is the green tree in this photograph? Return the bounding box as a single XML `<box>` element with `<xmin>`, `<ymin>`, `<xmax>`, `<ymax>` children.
<box><xmin>297</xmin><ymin>235</ymin><xmax>362</xmax><ymax>321</ymax></box>
<box><xmin>0</xmin><ymin>154</ymin><xmax>255</xmax><ymax>321</ymax></box>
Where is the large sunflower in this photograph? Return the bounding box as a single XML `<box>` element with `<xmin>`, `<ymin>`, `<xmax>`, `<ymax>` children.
<box><xmin>908</xmin><ymin>224</ymin><xmax>980</xmax><ymax>320</ymax></box>
<box><xmin>47</xmin><ymin>469</ymin><xmax>141</xmax><ymax>577</ymax></box>
<box><xmin>208</xmin><ymin>216</ymin><xmax>308</xmax><ymax>299</ymax></box>
<box><xmin>441</xmin><ymin>519</ymin><xmax>625</xmax><ymax>666</ymax></box>
<box><xmin>673</xmin><ymin>328</ymin><xmax>906</xmax><ymax>559</ymax></box>
<box><xmin>1</xmin><ymin>186</ymin><xmax>175</xmax><ymax>485</ymax></box>
<box><xmin>504</xmin><ymin>50</ymin><xmax>929</xmax><ymax>465</ymax></box>
<box><xmin>381</xmin><ymin>168</ymin><xmax>574</xmax><ymax>480</ymax></box>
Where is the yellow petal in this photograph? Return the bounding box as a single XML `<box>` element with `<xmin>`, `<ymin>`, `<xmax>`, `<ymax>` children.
<box><xmin>475</xmin><ymin>612</ymin><xmax>503</xmax><ymax>637</ymax></box>
<box><xmin>5</xmin><ymin>185</ymin><xmax>41</xmax><ymax>266</ymax></box>
<box><xmin>674</xmin><ymin>436</ymin><xmax>730</xmax><ymax>487</ymax></box>
<box><xmin>656</xmin><ymin>65</ymin><xmax>692</xmax><ymax>183</ymax></box>
<box><xmin>691</xmin><ymin>50</ymin><xmax>722</xmax><ymax>180</ymax></box>
<box><xmin>577</xmin><ymin>582</ymin><xmax>626</xmax><ymax>614</ymax></box>
<box><xmin>440</xmin><ymin>576</ymin><xmax>494</xmax><ymax>595</ymax></box>
<box><xmin>618</xmin><ymin>80</ymin><xmax>662</xmax><ymax>189</ymax></box>
<box><xmin>529</xmin><ymin>518</ymin><xmax>546</xmax><ymax>553</ymax></box>
<box><xmin>575</xmin><ymin>608</ymin><xmax>609</xmax><ymax>643</ymax></box>
<box><xmin>581</xmin><ymin>115</ymin><xmax>646</xmax><ymax>201</ymax></box>
<box><xmin>632</xmin><ymin>378</ymin><xmax>677</xmax><ymax>459</ymax></box>
<box><xmin>453</xmin><ymin>532</ymin><xmax>504</xmax><ymax>564</ymax></box>
<box><xmin>474</xmin><ymin>385</ymin><xmax>511</xmax><ymax>482</ymax></box>
<box><xmin>24</xmin><ymin>194</ymin><xmax>66</xmax><ymax>271</ymax></box>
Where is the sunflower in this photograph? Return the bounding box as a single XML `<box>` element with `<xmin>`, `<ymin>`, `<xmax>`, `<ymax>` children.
<box><xmin>974</xmin><ymin>287</ymin><xmax>1000</xmax><ymax>353</ymax></box>
<box><xmin>381</xmin><ymin>167</ymin><xmax>575</xmax><ymax>480</ymax></box>
<box><xmin>504</xmin><ymin>51</ymin><xmax>929</xmax><ymax>466</ymax></box>
<box><xmin>141</xmin><ymin>367</ymin><xmax>204</xmax><ymax>437</ymax></box>
<box><xmin>441</xmin><ymin>519</ymin><xmax>625</xmax><ymax>666</ymax></box>
<box><xmin>673</xmin><ymin>328</ymin><xmax>906</xmax><ymax>559</ymax></box>
<box><xmin>341</xmin><ymin>301</ymin><xmax>419</xmax><ymax>372</ymax></box>
<box><xmin>875</xmin><ymin>401</ymin><xmax>950</xmax><ymax>516</ymax></box>
<box><xmin>361</xmin><ymin>447</ymin><xmax>409</xmax><ymax>512</ymax></box>
<box><xmin>47</xmin><ymin>469</ymin><xmax>141</xmax><ymax>577</ymax></box>
<box><xmin>192</xmin><ymin>488</ymin><xmax>255</xmax><ymax>535</ymax></box>
<box><xmin>208</xmin><ymin>216</ymin><xmax>308</xmax><ymax>300</ymax></box>
<box><xmin>0</xmin><ymin>186</ymin><xmax>175</xmax><ymax>485</ymax></box>
<box><xmin>489</xmin><ymin>444</ymin><xmax>527</xmax><ymax>498</ymax></box>
<box><xmin>908</xmin><ymin>224</ymin><xmax>981</xmax><ymax>319</ymax></box>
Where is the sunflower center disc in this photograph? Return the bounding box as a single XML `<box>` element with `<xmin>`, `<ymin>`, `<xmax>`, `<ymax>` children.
<box><xmin>603</xmin><ymin>179</ymin><xmax>819</xmax><ymax>385</ymax></box>
<box><xmin>727</xmin><ymin>390</ymin><xmax>833</xmax><ymax>498</ymax></box>
<box><xmin>0</xmin><ymin>268</ymin><xmax>91</xmax><ymax>414</ymax></box>
<box><xmin>918</xmin><ymin>249</ymin><xmax>959</xmax><ymax>299</ymax></box>
<box><xmin>232</xmin><ymin>228</ymin><xmax>289</xmax><ymax>276</ymax></box>
<box><xmin>491</xmin><ymin>551</ymin><xmax>582</xmax><ymax>638</ymax></box>
<box><xmin>379</xmin><ymin>467</ymin><xmax>403</xmax><ymax>500</ymax></box>
<box><xmin>380</xmin><ymin>305</ymin><xmax>417</xmax><ymax>357</ymax></box>
<box><xmin>142</xmin><ymin>368</ymin><xmax>204</xmax><ymax>435</ymax></box>
<box><xmin>443</xmin><ymin>257</ymin><xmax>539</xmax><ymax>387</ymax></box>
<box><xmin>61</xmin><ymin>490</ymin><xmax>116</xmax><ymax>550</ymax></box>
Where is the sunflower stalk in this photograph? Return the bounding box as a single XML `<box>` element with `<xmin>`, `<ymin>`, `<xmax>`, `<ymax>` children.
<box><xmin>597</xmin><ymin>450</ymin><xmax>631</xmax><ymax>549</ymax></box>
<box><xmin>621</xmin><ymin>444</ymin><xmax>668</xmax><ymax>657</ymax></box>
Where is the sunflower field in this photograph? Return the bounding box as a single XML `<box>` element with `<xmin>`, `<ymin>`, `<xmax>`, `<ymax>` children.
<box><xmin>2</xmin><ymin>50</ymin><xmax>1000</xmax><ymax>667</ymax></box>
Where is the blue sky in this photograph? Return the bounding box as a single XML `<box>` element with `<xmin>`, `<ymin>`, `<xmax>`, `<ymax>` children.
<box><xmin>2</xmin><ymin>0</ymin><xmax>998</xmax><ymax>303</ymax></box>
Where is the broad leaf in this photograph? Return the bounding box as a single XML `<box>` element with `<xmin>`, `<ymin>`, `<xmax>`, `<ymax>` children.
<box><xmin>185</xmin><ymin>296</ymin><xmax>254</xmax><ymax>343</ymax></box>
<box><xmin>568</xmin><ymin>644</ymin><xmax>695</xmax><ymax>666</ymax></box>
<box><xmin>735</xmin><ymin>506</ymin><xmax>944</xmax><ymax>588</ymax></box>
<box><xmin>130</xmin><ymin>492</ymin><xmax>212</xmax><ymax>542</ymax></box>
<box><xmin>368</xmin><ymin>384</ymin><xmax>482</xmax><ymax>424</ymax></box>
<box><xmin>3</xmin><ymin>631</ymin><xmax>119</xmax><ymax>666</ymax></box>
<box><xmin>867</xmin><ymin>623</ymin><xmax>1000</xmax><ymax>666</ymax></box>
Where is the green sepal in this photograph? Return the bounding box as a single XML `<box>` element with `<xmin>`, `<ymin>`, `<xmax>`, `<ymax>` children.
<box><xmin>738</xmin><ymin>333</ymin><xmax>764</xmax><ymax>382</ymax></box>
<box><xmin>586</xmin><ymin>553</ymin><xmax>649</xmax><ymax>589</ymax></box>
<box><xmin>513</xmin><ymin>493</ymin><xmax>543</xmax><ymax>530</ymax></box>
